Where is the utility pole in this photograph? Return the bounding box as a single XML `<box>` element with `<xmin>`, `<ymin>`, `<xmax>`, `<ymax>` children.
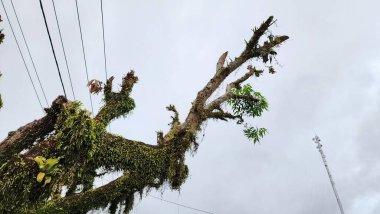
<box><xmin>312</xmin><ymin>135</ymin><xmax>345</xmax><ymax>214</ymax></box>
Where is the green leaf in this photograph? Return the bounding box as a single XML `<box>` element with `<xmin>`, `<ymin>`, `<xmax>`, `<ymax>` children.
<box><xmin>243</xmin><ymin>127</ymin><xmax>267</xmax><ymax>144</ymax></box>
<box><xmin>49</xmin><ymin>167</ymin><xmax>61</xmax><ymax>175</ymax></box>
<box><xmin>44</xmin><ymin>176</ymin><xmax>52</xmax><ymax>186</ymax></box>
<box><xmin>36</xmin><ymin>172</ymin><xmax>45</xmax><ymax>183</ymax></box>
<box><xmin>44</xmin><ymin>158</ymin><xmax>60</xmax><ymax>173</ymax></box>
<box><xmin>34</xmin><ymin>156</ymin><xmax>46</xmax><ymax>170</ymax></box>
<box><xmin>228</xmin><ymin>84</ymin><xmax>268</xmax><ymax>119</ymax></box>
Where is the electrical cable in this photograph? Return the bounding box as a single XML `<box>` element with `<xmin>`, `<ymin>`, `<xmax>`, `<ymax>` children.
<box><xmin>100</xmin><ymin>0</ymin><xmax>111</xmax><ymax>131</ymax></box>
<box><xmin>39</xmin><ymin>0</ymin><xmax>67</xmax><ymax>97</ymax></box>
<box><xmin>9</xmin><ymin>0</ymin><xmax>49</xmax><ymax>106</ymax></box>
<box><xmin>149</xmin><ymin>194</ymin><xmax>214</xmax><ymax>214</ymax></box>
<box><xmin>74</xmin><ymin>0</ymin><xmax>93</xmax><ymax>113</ymax></box>
<box><xmin>100</xmin><ymin>0</ymin><xmax>108</xmax><ymax>80</ymax></box>
<box><xmin>51</xmin><ymin>0</ymin><xmax>76</xmax><ymax>100</ymax></box>
<box><xmin>0</xmin><ymin>0</ymin><xmax>44</xmax><ymax>110</ymax></box>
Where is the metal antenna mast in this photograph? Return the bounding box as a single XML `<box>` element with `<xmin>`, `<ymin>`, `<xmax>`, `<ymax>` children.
<box><xmin>312</xmin><ymin>135</ymin><xmax>345</xmax><ymax>214</ymax></box>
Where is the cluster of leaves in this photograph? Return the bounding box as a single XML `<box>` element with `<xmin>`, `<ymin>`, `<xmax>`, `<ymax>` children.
<box><xmin>33</xmin><ymin>156</ymin><xmax>62</xmax><ymax>187</ymax></box>
<box><xmin>243</xmin><ymin>127</ymin><xmax>267</xmax><ymax>144</ymax></box>
<box><xmin>0</xmin><ymin>155</ymin><xmax>44</xmax><ymax>212</ymax></box>
<box><xmin>228</xmin><ymin>84</ymin><xmax>268</xmax><ymax>143</ymax></box>
<box><xmin>229</xmin><ymin>84</ymin><xmax>268</xmax><ymax>118</ymax></box>
<box><xmin>52</xmin><ymin>102</ymin><xmax>106</xmax><ymax>194</ymax></box>
<box><xmin>55</xmin><ymin>102</ymin><xmax>105</xmax><ymax>159</ymax></box>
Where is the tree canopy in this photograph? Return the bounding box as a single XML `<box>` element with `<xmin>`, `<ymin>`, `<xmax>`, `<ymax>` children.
<box><xmin>0</xmin><ymin>16</ymin><xmax>288</xmax><ymax>213</ymax></box>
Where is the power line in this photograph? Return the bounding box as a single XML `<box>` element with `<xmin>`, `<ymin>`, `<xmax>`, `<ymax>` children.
<box><xmin>74</xmin><ymin>0</ymin><xmax>93</xmax><ymax>113</ymax></box>
<box><xmin>100</xmin><ymin>0</ymin><xmax>111</xmax><ymax>131</ymax></box>
<box><xmin>11</xmin><ymin>0</ymin><xmax>49</xmax><ymax>106</ymax></box>
<box><xmin>51</xmin><ymin>0</ymin><xmax>76</xmax><ymax>100</ymax></box>
<box><xmin>100</xmin><ymin>0</ymin><xmax>108</xmax><ymax>80</ymax></box>
<box><xmin>38</xmin><ymin>0</ymin><xmax>67</xmax><ymax>98</ymax></box>
<box><xmin>9</xmin><ymin>0</ymin><xmax>49</xmax><ymax>107</ymax></box>
<box><xmin>149</xmin><ymin>194</ymin><xmax>214</xmax><ymax>214</ymax></box>
<box><xmin>0</xmin><ymin>0</ymin><xmax>44</xmax><ymax>111</ymax></box>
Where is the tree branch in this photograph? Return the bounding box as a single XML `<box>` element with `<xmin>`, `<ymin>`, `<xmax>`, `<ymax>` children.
<box><xmin>227</xmin><ymin>65</ymin><xmax>258</xmax><ymax>90</ymax></box>
<box><xmin>181</xmin><ymin>16</ymin><xmax>288</xmax><ymax>133</ymax></box>
<box><xmin>37</xmin><ymin>173</ymin><xmax>154</xmax><ymax>213</ymax></box>
<box><xmin>95</xmin><ymin>71</ymin><xmax>138</xmax><ymax>125</ymax></box>
<box><xmin>189</xmin><ymin>16</ymin><xmax>277</xmax><ymax>110</ymax></box>
<box><xmin>205</xmin><ymin>66</ymin><xmax>262</xmax><ymax>112</ymax></box>
<box><xmin>208</xmin><ymin>110</ymin><xmax>240</xmax><ymax>121</ymax></box>
<box><xmin>0</xmin><ymin>96</ymin><xmax>67</xmax><ymax>163</ymax></box>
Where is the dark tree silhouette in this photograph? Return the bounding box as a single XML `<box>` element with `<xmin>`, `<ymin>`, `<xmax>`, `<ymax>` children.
<box><xmin>0</xmin><ymin>16</ymin><xmax>288</xmax><ymax>213</ymax></box>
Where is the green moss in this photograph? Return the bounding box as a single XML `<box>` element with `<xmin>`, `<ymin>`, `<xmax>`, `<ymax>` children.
<box><xmin>98</xmin><ymin>96</ymin><xmax>135</xmax><ymax>124</ymax></box>
<box><xmin>0</xmin><ymin>79</ymin><xmax>254</xmax><ymax>213</ymax></box>
<box><xmin>52</xmin><ymin>102</ymin><xmax>106</xmax><ymax>198</ymax></box>
<box><xmin>0</xmin><ymin>156</ymin><xmax>43</xmax><ymax>213</ymax></box>
<box><xmin>0</xmin><ymin>101</ymin><xmax>108</xmax><ymax>213</ymax></box>
<box><xmin>0</xmin><ymin>99</ymin><xmax>192</xmax><ymax>213</ymax></box>
<box><xmin>55</xmin><ymin>102</ymin><xmax>105</xmax><ymax>159</ymax></box>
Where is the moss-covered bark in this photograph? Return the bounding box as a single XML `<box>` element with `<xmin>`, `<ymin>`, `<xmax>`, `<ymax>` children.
<box><xmin>0</xmin><ymin>16</ymin><xmax>288</xmax><ymax>213</ymax></box>
<box><xmin>0</xmin><ymin>96</ymin><xmax>67</xmax><ymax>164</ymax></box>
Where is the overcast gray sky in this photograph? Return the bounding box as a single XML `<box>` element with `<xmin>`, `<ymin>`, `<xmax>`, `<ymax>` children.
<box><xmin>1</xmin><ymin>0</ymin><xmax>380</xmax><ymax>213</ymax></box>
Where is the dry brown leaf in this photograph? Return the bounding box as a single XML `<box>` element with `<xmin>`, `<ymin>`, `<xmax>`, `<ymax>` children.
<box><xmin>87</xmin><ymin>79</ymin><xmax>103</xmax><ymax>94</ymax></box>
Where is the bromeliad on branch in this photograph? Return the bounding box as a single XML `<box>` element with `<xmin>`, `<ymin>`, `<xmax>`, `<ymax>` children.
<box><xmin>0</xmin><ymin>16</ymin><xmax>288</xmax><ymax>213</ymax></box>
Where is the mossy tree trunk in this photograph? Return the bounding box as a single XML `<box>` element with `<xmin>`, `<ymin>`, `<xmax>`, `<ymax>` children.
<box><xmin>0</xmin><ymin>16</ymin><xmax>288</xmax><ymax>213</ymax></box>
